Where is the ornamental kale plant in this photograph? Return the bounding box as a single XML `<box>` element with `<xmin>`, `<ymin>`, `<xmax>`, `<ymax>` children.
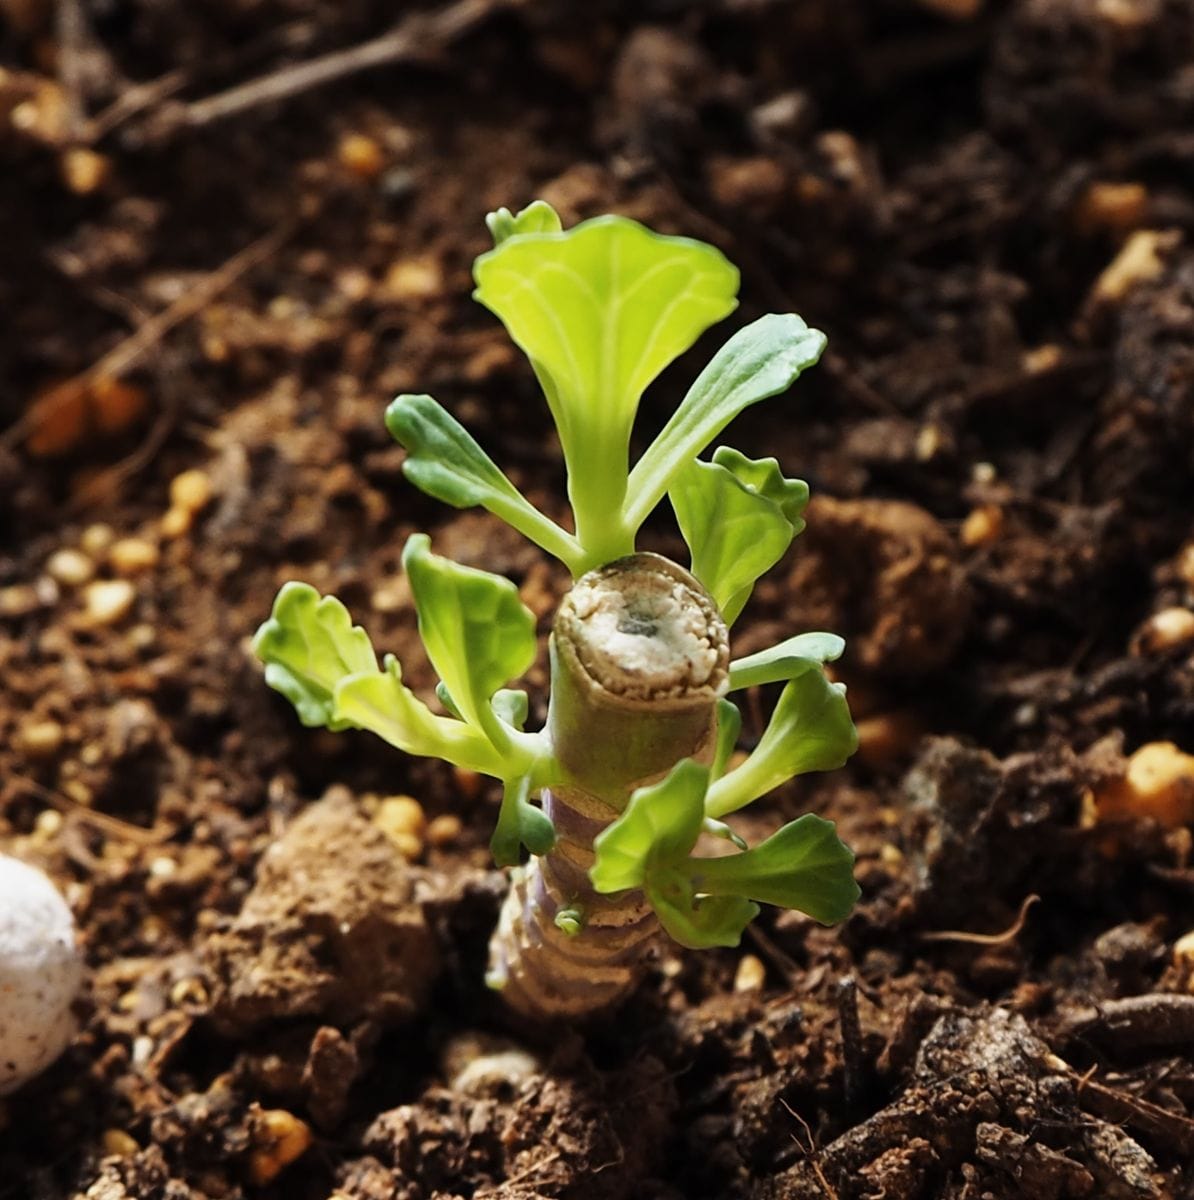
<box><xmin>254</xmin><ymin>201</ymin><xmax>859</xmax><ymax>1020</ymax></box>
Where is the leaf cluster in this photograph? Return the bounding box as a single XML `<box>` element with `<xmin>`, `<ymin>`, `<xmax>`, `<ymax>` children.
<box><xmin>253</xmin><ymin>201</ymin><xmax>859</xmax><ymax>942</ymax></box>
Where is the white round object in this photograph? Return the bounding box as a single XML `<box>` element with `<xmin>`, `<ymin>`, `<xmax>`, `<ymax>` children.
<box><xmin>0</xmin><ymin>855</ymin><xmax>83</xmax><ymax>1095</ymax></box>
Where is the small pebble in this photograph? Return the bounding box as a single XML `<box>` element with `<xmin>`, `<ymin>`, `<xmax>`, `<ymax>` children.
<box><xmin>15</xmin><ymin>720</ymin><xmax>65</xmax><ymax>760</ymax></box>
<box><xmin>960</xmin><ymin>504</ymin><xmax>1004</xmax><ymax>548</ymax></box>
<box><xmin>169</xmin><ymin>469</ymin><xmax>213</xmax><ymax>514</ymax></box>
<box><xmin>338</xmin><ymin>132</ymin><xmax>385</xmax><ymax>180</ymax></box>
<box><xmin>1091</xmin><ymin>229</ymin><xmax>1178</xmax><ymax>305</ymax></box>
<box><xmin>248</xmin><ymin>1110</ymin><xmax>313</xmax><ymax>1185</ymax></box>
<box><xmin>1132</xmin><ymin>607</ymin><xmax>1194</xmax><ymax>655</ymax></box>
<box><xmin>60</xmin><ymin>147</ymin><xmax>110</xmax><ymax>195</ymax></box>
<box><xmin>160</xmin><ymin>506</ymin><xmax>192</xmax><ymax>539</ymax></box>
<box><xmin>101</xmin><ymin>1129</ymin><xmax>139</xmax><ymax>1158</ymax></box>
<box><xmin>1074</xmin><ymin>180</ymin><xmax>1148</xmax><ymax>237</ymax></box>
<box><xmin>109</xmin><ymin>537</ymin><xmax>159</xmax><ymax>576</ymax></box>
<box><xmin>82</xmin><ymin>579</ymin><xmax>135</xmax><ymax>627</ymax></box>
<box><xmin>80</xmin><ymin>524</ymin><xmax>114</xmax><ymax>556</ymax></box>
<box><xmin>734</xmin><ymin>954</ymin><xmax>767</xmax><ymax>993</ymax></box>
<box><xmin>1091</xmin><ymin>742</ymin><xmax>1194</xmax><ymax>828</ymax></box>
<box><xmin>0</xmin><ymin>584</ymin><xmax>41</xmax><ymax>618</ymax></box>
<box><xmin>426</xmin><ymin>813</ymin><xmax>463</xmax><ymax>848</ymax></box>
<box><xmin>46</xmin><ymin>548</ymin><xmax>94</xmax><ymax>587</ymax></box>
<box><xmin>381</xmin><ymin>256</ymin><xmax>443</xmax><ymax>302</ymax></box>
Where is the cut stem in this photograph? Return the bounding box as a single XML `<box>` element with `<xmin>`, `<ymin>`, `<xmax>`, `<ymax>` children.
<box><xmin>487</xmin><ymin>553</ymin><xmax>729</xmax><ymax>1019</ymax></box>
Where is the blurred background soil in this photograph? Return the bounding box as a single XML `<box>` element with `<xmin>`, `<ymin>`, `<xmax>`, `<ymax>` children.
<box><xmin>2</xmin><ymin>1</ymin><xmax>1194</xmax><ymax>1197</ymax></box>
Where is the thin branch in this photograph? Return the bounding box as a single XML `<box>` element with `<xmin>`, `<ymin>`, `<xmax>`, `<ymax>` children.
<box><xmin>920</xmin><ymin>894</ymin><xmax>1040</xmax><ymax>946</ymax></box>
<box><xmin>3</xmin><ymin>214</ymin><xmax>299</xmax><ymax>452</ymax></box>
<box><xmin>145</xmin><ymin>0</ymin><xmax>510</xmax><ymax>137</ymax></box>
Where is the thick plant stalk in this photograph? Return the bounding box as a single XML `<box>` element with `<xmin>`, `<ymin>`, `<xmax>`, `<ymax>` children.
<box><xmin>488</xmin><ymin>553</ymin><xmax>729</xmax><ymax>1019</ymax></box>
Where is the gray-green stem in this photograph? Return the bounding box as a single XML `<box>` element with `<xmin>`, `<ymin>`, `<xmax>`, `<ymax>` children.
<box><xmin>487</xmin><ymin>553</ymin><xmax>729</xmax><ymax>1019</ymax></box>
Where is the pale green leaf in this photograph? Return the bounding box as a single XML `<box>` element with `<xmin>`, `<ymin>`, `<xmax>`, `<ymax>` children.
<box><xmin>591</xmin><ymin>759</ymin><xmax>709</xmax><ymax>894</ymax></box>
<box><xmin>253</xmin><ymin>582</ymin><xmax>378</xmax><ymax>730</ymax></box>
<box><xmin>711</xmin><ymin>446</ymin><xmax>809</xmax><ymax>530</ymax></box>
<box><xmin>669</xmin><ymin>454</ymin><xmax>801</xmax><ymax>625</ymax></box>
<box><xmin>648</xmin><ymin>874</ymin><xmax>759</xmax><ymax>950</ymax></box>
<box><xmin>385</xmin><ymin>394</ymin><xmax>581</xmax><ymax>570</ymax></box>
<box><xmin>491</xmin><ymin>774</ymin><xmax>556</xmax><ymax>867</ymax></box>
<box><xmin>334</xmin><ymin>656</ymin><xmax>505</xmax><ymax>776</ymax></box>
<box><xmin>473</xmin><ymin>215</ymin><xmax>739</xmax><ymax>565</ymax></box>
<box><xmin>728</xmin><ymin>632</ymin><xmax>845</xmax><ymax>691</ymax></box>
<box><xmin>625</xmin><ymin>313</ymin><xmax>827</xmax><ymax>532</ymax></box>
<box><xmin>706</xmin><ymin>669</ymin><xmax>858</xmax><ymax>819</ymax></box>
<box><xmin>692</xmin><ymin>813</ymin><xmax>859</xmax><ymax>925</ymax></box>
<box><xmin>486</xmin><ymin>200</ymin><xmax>562</xmax><ymax>245</ymax></box>
<box><xmin>712</xmin><ymin>698</ymin><xmax>742</xmax><ymax>780</ymax></box>
<box><xmin>402</xmin><ymin>534</ymin><xmax>537</xmax><ymax>745</ymax></box>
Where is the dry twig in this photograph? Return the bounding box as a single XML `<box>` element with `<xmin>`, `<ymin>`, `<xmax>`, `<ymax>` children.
<box><xmin>920</xmin><ymin>893</ymin><xmax>1040</xmax><ymax>946</ymax></box>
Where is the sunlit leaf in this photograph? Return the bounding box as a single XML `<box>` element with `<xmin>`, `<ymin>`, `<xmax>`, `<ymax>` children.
<box><xmin>385</xmin><ymin>393</ymin><xmax>581</xmax><ymax>570</ymax></box>
<box><xmin>706</xmin><ymin>669</ymin><xmax>857</xmax><ymax>818</ymax></box>
<box><xmin>474</xmin><ymin>215</ymin><xmax>739</xmax><ymax>565</ymax></box>
<box><xmin>625</xmin><ymin>313</ymin><xmax>826</xmax><ymax>531</ymax></box>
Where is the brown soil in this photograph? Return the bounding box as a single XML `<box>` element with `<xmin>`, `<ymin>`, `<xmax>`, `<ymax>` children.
<box><xmin>3</xmin><ymin>1</ymin><xmax>1194</xmax><ymax>1197</ymax></box>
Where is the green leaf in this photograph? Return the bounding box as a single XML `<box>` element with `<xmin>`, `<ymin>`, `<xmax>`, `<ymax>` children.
<box><xmin>253</xmin><ymin>583</ymin><xmax>378</xmax><ymax>730</ymax></box>
<box><xmin>490</xmin><ymin>774</ymin><xmax>556</xmax><ymax>867</ymax></box>
<box><xmin>486</xmin><ymin>200</ymin><xmax>562</xmax><ymax>245</ymax></box>
<box><xmin>647</xmin><ymin>875</ymin><xmax>759</xmax><ymax>950</ymax></box>
<box><xmin>712</xmin><ymin>698</ymin><xmax>742</xmax><ymax>780</ymax></box>
<box><xmin>591</xmin><ymin>759</ymin><xmax>710</xmax><ymax>894</ymax></box>
<box><xmin>385</xmin><ymin>394</ymin><xmax>581</xmax><ymax>571</ymax></box>
<box><xmin>670</xmin><ymin>451</ymin><xmax>805</xmax><ymax>625</ymax></box>
<box><xmin>706</xmin><ymin>669</ymin><xmax>858</xmax><ymax>819</ymax></box>
<box><xmin>711</xmin><ymin>447</ymin><xmax>809</xmax><ymax>530</ymax></box>
<box><xmin>691</xmin><ymin>814</ymin><xmax>859</xmax><ymax>925</ymax></box>
<box><xmin>473</xmin><ymin>215</ymin><xmax>739</xmax><ymax>566</ymax></box>
<box><xmin>402</xmin><ymin>534</ymin><xmax>536</xmax><ymax>747</ymax></box>
<box><xmin>334</xmin><ymin>655</ymin><xmax>505</xmax><ymax>776</ymax></box>
<box><xmin>624</xmin><ymin>313</ymin><xmax>827</xmax><ymax>532</ymax></box>
<box><xmin>728</xmin><ymin>632</ymin><xmax>845</xmax><ymax>691</ymax></box>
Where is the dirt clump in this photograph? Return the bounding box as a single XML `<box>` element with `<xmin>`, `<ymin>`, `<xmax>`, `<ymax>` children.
<box><xmin>203</xmin><ymin>788</ymin><xmax>442</xmax><ymax>1035</ymax></box>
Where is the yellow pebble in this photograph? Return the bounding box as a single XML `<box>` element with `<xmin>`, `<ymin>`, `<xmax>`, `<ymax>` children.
<box><xmin>248</xmin><ymin>1110</ymin><xmax>313</xmax><ymax>1185</ymax></box>
<box><xmin>427</xmin><ymin>813</ymin><xmax>463</xmax><ymax>847</ymax></box>
<box><xmin>169</xmin><ymin>469</ymin><xmax>212</xmax><ymax>514</ymax></box>
<box><xmin>46</xmin><ymin>548</ymin><xmax>94</xmax><ymax>587</ymax></box>
<box><xmin>1133</xmin><ymin>608</ymin><xmax>1194</xmax><ymax>655</ymax></box>
<box><xmin>382</xmin><ymin>256</ymin><xmax>443</xmax><ymax>303</ymax></box>
<box><xmin>16</xmin><ymin>720</ymin><xmax>65</xmax><ymax>760</ymax></box>
<box><xmin>960</xmin><ymin>504</ymin><xmax>1004</xmax><ymax>548</ymax></box>
<box><xmin>61</xmin><ymin>147</ymin><xmax>110</xmax><ymax>195</ymax></box>
<box><xmin>82</xmin><ymin>579</ymin><xmax>135</xmax><ymax>627</ymax></box>
<box><xmin>109</xmin><ymin>537</ymin><xmax>160</xmax><ymax>576</ymax></box>
<box><xmin>80</xmin><ymin>523</ymin><xmax>114</xmax><ymax>556</ymax></box>
<box><xmin>35</xmin><ymin>809</ymin><xmax>63</xmax><ymax>838</ymax></box>
<box><xmin>1092</xmin><ymin>742</ymin><xmax>1194</xmax><ymax>828</ymax></box>
<box><xmin>375</xmin><ymin>795</ymin><xmax>426</xmax><ymax>838</ymax></box>
<box><xmin>337</xmin><ymin>132</ymin><xmax>385</xmax><ymax>180</ymax></box>
<box><xmin>160</xmin><ymin>506</ymin><xmax>193</xmax><ymax>539</ymax></box>
<box><xmin>733</xmin><ymin>954</ymin><xmax>767</xmax><ymax>993</ymax></box>
<box><xmin>1092</xmin><ymin>229</ymin><xmax>1177</xmax><ymax>305</ymax></box>
<box><xmin>102</xmin><ymin>1129</ymin><xmax>139</xmax><ymax>1158</ymax></box>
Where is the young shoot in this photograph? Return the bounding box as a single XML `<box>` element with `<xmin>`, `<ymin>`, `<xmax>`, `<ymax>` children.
<box><xmin>254</xmin><ymin>201</ymin><xmax>859</xmax><ymax>1020</ymax></box>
